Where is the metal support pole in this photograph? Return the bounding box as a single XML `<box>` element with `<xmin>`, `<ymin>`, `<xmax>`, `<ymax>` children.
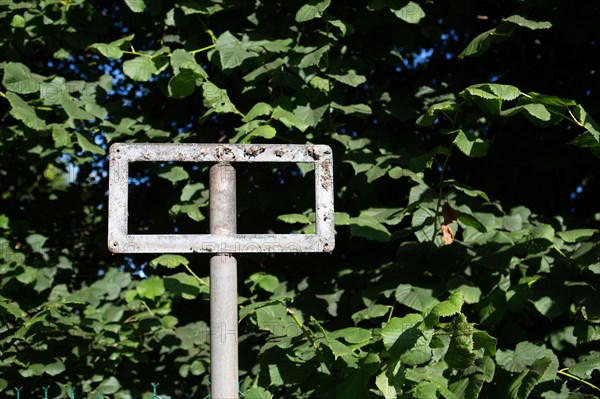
<box><xmin>209</xmin><ymin>163</ymin><xmax>238</xmax><ymax>399</ymax></box>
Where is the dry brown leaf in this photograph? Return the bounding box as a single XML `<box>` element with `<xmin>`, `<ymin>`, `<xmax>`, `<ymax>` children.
<box><xmin>441</xmin><ymin>224</ymin><xmax>455</xmax><ymax>245</ymax></box>
<box><xmin>441</xmin><ymin>202</ymin><xmax>457</xmax><ymax>245</ymax></box>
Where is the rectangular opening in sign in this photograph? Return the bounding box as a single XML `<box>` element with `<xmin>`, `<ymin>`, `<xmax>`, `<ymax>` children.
<box><xmin>126</xmin><ymin>162</ymin><xmax>315</xmax><ymax>235</ymax></box>
<box><xmin>108</xmin><ymin>143</ymin><xmax>334</xmax><ymax>254</ymax></box>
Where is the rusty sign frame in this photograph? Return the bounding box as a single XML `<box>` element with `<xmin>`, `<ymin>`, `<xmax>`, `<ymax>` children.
<box><xmin>107</xmin><ymin>143</ymin><xmax>335</xmax><ymax>254</ymax></box>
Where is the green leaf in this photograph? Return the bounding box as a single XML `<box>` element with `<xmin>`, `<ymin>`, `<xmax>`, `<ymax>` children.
<box><xmin>170</xmin><ymin>203</ymin><xmax>205</xmax><ymax>222</ymax></box>
<box><xmin>458</xmin><ymin>29</ymin><xmax>494</xmax><ymax>58</ymax></box>
<box><xmin>277</xmin><ymin>213</ymin><xmax>311</xmax><ymax>224</ymax></box>
<box><xmin>256</xmin><ymin>303</ymin><xmax>299</xmax><ymax>336</ymax></box>
<box><xmin>453</xmin><ymin>130</ymin><xmax>489</xmax><ymax>157</ymax></box>
<box><xmin>503</xmin><ymin>15</ymin><xmax>552</xmax><ymax>30</ymax></box>
<box><xmin>395</xmin><ymin>284</ymin><xmax>438</xmax><ymax>312</ymax></box>
<box><xmin>299</xmin><ymin>44</ymin><xmax>331</xmax><ymax>68</ymax></box>
<box><xmin>442</xmin><ymin>180</ymin><xmax>490</xmax><ymax>201</ymax></box>
<box><xmin>0</xmin><ymin>297</ymin><xmax>27</xmax><ymax>319</ymax></box>
<box><xmin>456</xmin><ymin>211</ymin><xmax>487</xmax><ymax>233</ymax></box>
<box><xmin>309</xmin><ymin>75</ymin><xmax>330</xmax><ymax>93</ymax></box>
<box><xmin>392</xmin><ymin>1</ymin><xmax>425</xmax><ymax>24</ymax></box>
<box><xmin>445</xmin><ymin>315</ymin><xmax>477</xmax><ymax>369</ymax></box>
<box><xmin>459</xmin><ymin>16</ymin><xmax>550</xmax><ymax>59</ymax></box>
<box><xmin>44</xmin><ymin>359</ymin><xmax>66</xmax><ymax>376</ymax></box>
<box><xmin>328</xmin><ymin>18</ymin><xmax>350</xmax><ymax>36</ymax></box>
<box><xmin>473</xmin><ymin>330</ymin><xmax>497</xmax><ymax>357</ymax></box>
<box><xmin>401</xmin><ymin>329</ymin><xmax>433</xmax><ymax>366</ymax></box>
<box><xmin>557</xmin><ymin>229</ymin><xmax>598</xmax><ymax>243</ymax></box>
<box><xmin>162</xmin><ymin>315</ymin><xmax>178</xmax><ymax>329</ymax></box>
<box><xmin>327</xmin><ymin>71</ymin><xmax>366</xmax><ymax>87</ymax></box>
<box><xmin>179</xmin><ymin>183</ymin><xmax>206</xmax><ymax>202</ymax></box>
<box><xmin>530</xmin><ymin>224</ymin><xmax>555</xmax><ymax>242</ymax></box>
<box><xmin>335</xmin><ymin>212</ymin><xmax>351</xmax><ymax>225</ymax></box>
<box><xmin>257</xmin><ymin>274</ymin><xmax>279</xmax><ymax>293</ymax></box>
<box><xmin>76</xmin><ymin>132</ymin><xmax>106</xmax><ymax>155</ymax></box>
<box><xmin>124</xmin><ymin>0</ymin><xmax>145</xmax><ymax>13</ymax></box>
<box><xmin>245</xmin><ymin>125</ymin><xmax>277</xmax><ymax>141</ymax></box>
<box><xmin>524</xmin><ymin>92</ymin><xmax>576</xmax><ymax>107</ymax></box>
<box><xmin>432</xmin><ymin>291</ymin><xmax>464</xmax><ymax>318</ymax></box>
<box><xmin>60</xmin><ymin>94</ymin><xmax>95</xmax><ymax>120</ymax></box>
<box><xmin>295</xmin><ymin>0</ymin><xmax>331</xmax><ymax>22</ymax></box>
<box><xmin>215</xmin><ymin>31</ymin><xmax>258</xmax><ymax>69</ymax></box>
<box><xmin>500</xmin><ymin>104</ymin><xmax>552</xmax><ymax>122</ymax></box>
<box><xmin>416</xmin><ymin>100</ymin><xmax>457</xmax><ymax>127</ymax></box>
<box><xmin>180</xmin><ymin>61</ymin><xmax>208</xmax><ymax>78</ymax></box>
<box><xmin>574</xmin><ymin>322</ymin><xmax>600</xmax><ymax>344</ymax></box>
<box><xmin>11</xmin><ymin>14</ymin><xmax>25</xmax><ymax>28</ymax></box>
<box><xmin>164</xmin><ymin>272</ymin><xmax>204</xmax><ymax>299</ymax></box>
<box><xmin>366</xmin><ymin>164</ymin><xmax>391</xmax><ymax>183</ymax></box>
<box><xmin>571</xmin><ymin>105</ymin><xmax>600</xmax><ymax>147</ymax></box>
<box><xmin>244</xmin><ymin>102</ymin><xmax>273</xmax><ymax>122</ymax></box>
<box><xmin>90</xmin><ymin>43</ymin><xmax>123</xmax><ymax>59</ymax></box>
<box><xmin>150</xmin><ymin>254</ymin><xmax>189</xmax><ymax>269</ymax></box>
<box><xmin>136</xmin><ymin>276</ymin><xmax>165</xmax><ymax>300</ymax></box>
<box><xmin>376</xmin><ymin>361</ymin><xmax>404</xmax><ymax>399</ymax></box>
<box><xmin>2</xmin><ymin>62</ymin><xmax>39</xmax><ymax>94</ymax></box>
<box><xmin>159</xmin><ymin>166</ymin><xmax>189</xmax><ymax>184</ymax></box>
<box><xmin>98</xmin><ymin>376</ymin><xmax>121</xmax><ymax>395</ymax></box>
<box><xmin>244</xmin><ymin>387</ymin><xmax>271</xmax><ymax>399</ymax></box>
<box><xmin>349</xmin><ymin>215</ymin><xmax>391</xmax><ymax>242</ymax></box>
<box><xmin>202</xmin><ymin>82</ymin><xmax>237</xmax><ymax>114</ymax></box>
<box><xmin>254</xmin><ymin>38</ymin><xmax>294</xmax><ymax>53</ymax></box>
<box><xmin>412</xmin><ymin>381</ymin><xmax>438</xmax><ymax>398</ymax></box>
<box><xmin>496</xmin><ymin>342</ymin><xmax>557</xmax><ymax>379</ymax></box>
<box><xmin>6</xmin><ymin>92</ymin><xmax>47</xmax><ymax>130</ymax></box>
<box><xmin>474</xmin><ymin>83</ymin><xmax>521</xmax><ymax>101</ymax></box>
<box><xmin>447</xmin><ymin>278</ymin><xmax>482</xmax><ymax>304</ymax></box>
<box><xmin>329</xmin><ymin>327</ymin><xmax>372</xmax><ymax>346</ymax></box>
<box><xmin>178</xmin><ymin>1</ymin><xmax>225</xmax><ymax>15</ymax></box>
<box><xmin>381</xmin><ymin>313</ymin><xmax>424</xmax><ymax>355</ymax></box>
<box><xmin>111</xmin><ymin>33</ymin><xmax>136</xmax><ymax>47</ymax></box>
<box><xmin>123</xmin><ymin>56</ymin><xmax>156</xmax><ymax>81</ymax></box>
<box><xmin>294</xmin><ymin>104</ymin><xmax>328</xmax><ymax>127</ymax></box>
<box><xmin>168</xmin><ymin>69</ymin><xmax>199</xmax><ymax>99</ymax></box>
<box><xmin>330</xmin><ymin>102</ymin><xmax>373</xmax><ymax>115</ymax></box>
<box><xmin>449</xmin><ymin>356</ymin><xmax>495</xmax><ymax>398</ymax></box>
<box><xmin>507</xmin><ymin>357</ymin><xmax>553</xmax><ymax>399</ymax></box>
<box><xmin>0</xmin><ymin>214</ymin><xmax>8</xmax><ymax>229</ymax></box>
<box><xmin>20</xmin><ymin>363</ymin><xmax>45</xmax><ymax>377</ymax></box>
<box><xmin>352</xmin><ymin>304</ymin><xmax>390</xmax><ymax>324</ymax></box>
<box><xmin>239</xmin><ymin>297</ymin><xmax>293</xmax><ymax>321</ymax></box>
<box><xmin>170</xmin><ymin>49</ymin><xmax>196</xmax><ymax>73</ymax></box>
<box><xmin>502</xmin><ymin>214</ymin><xmax>523</xmax><ymax>232</ymax></box>
<box><xmin>568</xmin><ymin>353</ymin><xmax>600</xmax><ymax>379</ymax></box>
<box><xmin>272</xmin><ymin>107</ymin><xmax>309</xmax><ymax>132</ymax></box>
<box><xmin>461</xmin><ymin>86</ymin><xmax>503</xmax><ymax>114</ymax></box>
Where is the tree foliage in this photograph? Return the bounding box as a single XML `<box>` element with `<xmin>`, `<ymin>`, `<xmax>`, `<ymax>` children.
<box><xmin>1</xmin><ymin>0</ymin><xmax>600</xmax><ymax>397</ymax></box>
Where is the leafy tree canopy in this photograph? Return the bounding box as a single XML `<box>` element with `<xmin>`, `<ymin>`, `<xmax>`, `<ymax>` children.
<box><xmin>1</xmin><ymin>0</ymin><xmax>599</xmax><ymax>397</ymax></box>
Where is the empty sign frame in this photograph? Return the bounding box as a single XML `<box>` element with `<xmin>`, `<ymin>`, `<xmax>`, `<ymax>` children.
<box><xmin>108</xmin><ymin>143</ymin><xmax>335</xmax><ymax>253</ymax></box>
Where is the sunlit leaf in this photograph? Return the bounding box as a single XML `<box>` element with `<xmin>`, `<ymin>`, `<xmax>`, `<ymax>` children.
<box><xmin>295</xmin><ymin>0</ymin><xmax>331</xmax><ymax>22</ymax></box>
<box><xmin>123</xmin><ymin>56</ymin><xmax>156</xmax><ymax>81</ymax></box>
<box><xmin>392</xmin><ymin>1</ymin><xmax>425</xmax><ymax>24</ymax></box>
<box><xmin>215</xmin><ymin>31</ymin><xmax>258</xmax><ymax>69</ymax></box>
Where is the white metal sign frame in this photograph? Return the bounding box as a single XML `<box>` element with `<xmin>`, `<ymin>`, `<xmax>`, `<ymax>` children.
<box><xmin>107</xmin><ymin>143</ymin><xmax>335</xmax><ymax>254</ymax></box>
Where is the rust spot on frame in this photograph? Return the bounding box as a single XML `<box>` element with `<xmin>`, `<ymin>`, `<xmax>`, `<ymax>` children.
<box><xmin>321</xmin><ymin>160</ymin><xmax>332</xmax><ymax>190</ymax></box>
<box><xmin>243</xmin><ymin>146</ymin><xmax>266</xmax><ymax>158</ymax></box>
<box><xmin>307</xmin><ymin>146</ymin><xmax>320</xmax><ymax>160</ymax></box>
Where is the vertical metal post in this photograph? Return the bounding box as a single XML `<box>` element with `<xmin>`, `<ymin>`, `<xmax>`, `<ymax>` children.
<box><xmin>209</xmin><ymin>163</ymin><xmax>238</xmax><ymax>399</ymax></box>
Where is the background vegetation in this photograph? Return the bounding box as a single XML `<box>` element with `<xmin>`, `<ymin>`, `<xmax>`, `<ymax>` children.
<box><xmin>1</xmin><ymin>0</ymin><xmax>599</xmax><ymax>397</ymax></box>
